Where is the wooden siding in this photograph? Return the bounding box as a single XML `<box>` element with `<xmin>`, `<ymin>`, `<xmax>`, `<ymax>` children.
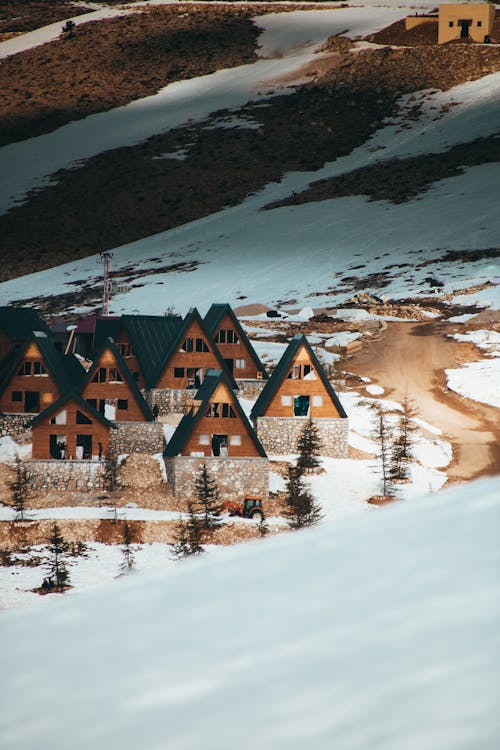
<box><xmin>0</xmin><ymin>342</ymin><xmax>60</xmax><ymax>413</ymax></box>
<box><xmin>82</xmin><ymin>348</ymin><xmax>147</xmax><ymax>422</ymax></box>
<box><xmin>156</xmin><ymin>319</ymin><xmax>222</xmax><ymax>389</ymax></box>
<box><xmin>31</xmin><ymin>399</ymin><xmax>110</xmax><ymax>460</ymax></box>
<box><xmin>266</xmin><ymin>345</ymin><xmax>342</xmax><ymax>418</ymax></box>
<box><xmin>182</xmin><ymin>381</ymin><xmax>260</xmax><ymax>458</ymax></box>
<box><xmin>212</xmin><ymin>312</ymin><xmax>263</xmax><ymax>379</ymax></box>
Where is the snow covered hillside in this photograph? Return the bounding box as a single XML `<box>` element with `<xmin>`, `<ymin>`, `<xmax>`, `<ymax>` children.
<box><xmin>1</xmin><ymin>476</ymin><xmax>499</xmax><ymax>750</ymax></box>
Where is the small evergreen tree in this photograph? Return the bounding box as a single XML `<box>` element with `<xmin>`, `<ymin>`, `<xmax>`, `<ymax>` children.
<box><xmin>371</xmin><ymin>406</ymin><xmax>395</xmax><ymax>497</ymax></box>
<box><xmin>44</xmin><ymin>523</ymin><xmax>71</xmax><ymax>591</ymax></box>
<box><xmin>296</xmin><ymin>418</ymin><xmax>322</xmax><ymax>473</ymax></box>
<box><xmin>172</xmin><ymin>502</ymin><xmax>204</xmax><ymax>559</ymax></box>
<box><xmin>258</xmin><ymin>517</ymin><xmax>269</xmax><ymax>538</ymax></box>
<box><xmin>391</xmin><ymin>392</ymin><xmax>418</xmax><ymax>480</ymax></box>
<box><xmin>284</xmin><ymin>466</ymin><xmax>324</xmax><ymax>530</ymax></box>
<box><xmin>193</xmin><ymin>462</ymin><xmax>222</xmax><ymax>530</ymax></box>
<box><xmin>8</xmin><ymin>455</ymin><xmax>30</xmax><ymax>522</ymax></box>
<box><xmin>120</xmin><ymin>522</ymin><xmax>136</xmax><ymax>573</ymax></box>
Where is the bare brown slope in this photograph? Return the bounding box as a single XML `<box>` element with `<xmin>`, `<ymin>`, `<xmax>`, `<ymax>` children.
<box><xmin>0</xmin><ymin>1</ymin><xmax>90</xmax><ymax>40</ymax></box>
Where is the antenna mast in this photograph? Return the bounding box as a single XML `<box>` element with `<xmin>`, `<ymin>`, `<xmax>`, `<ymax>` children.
<box><xmin>98</xmin><ymin>251</ymin><xmax>113</xmax><ymax>316</ymax></box>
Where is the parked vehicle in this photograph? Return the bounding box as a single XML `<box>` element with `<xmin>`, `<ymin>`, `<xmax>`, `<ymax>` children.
<box><xmin>223</xmin><ymin>496</ymin><xmax>264</xmax><ymax>521</ymax></box>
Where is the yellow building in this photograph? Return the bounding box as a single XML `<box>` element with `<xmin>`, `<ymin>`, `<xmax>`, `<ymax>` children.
<box><xmin>406</xmin><ymin>4</ymin><xmax>495</xmax><ymax>44</ymax></box>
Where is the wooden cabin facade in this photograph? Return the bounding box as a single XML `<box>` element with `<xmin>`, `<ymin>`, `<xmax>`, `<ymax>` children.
<box><xmin>30</xmin><ymin>394</ymin><xmax>115</xmax><ymax>460</ymax></box>
<box><xmin>165</xmin><ymin>370</ymin><xmax>266</xmax><ymax>459</ymax></box>
<box><xmin>204</xmin><ymin>304</ymin><xmax>267</xmax><ymax>381</ymax></box>
<box><xmin>81</xmin><ymin>338</ymin><xmax>153</xmax><ymax>422</ymax></box>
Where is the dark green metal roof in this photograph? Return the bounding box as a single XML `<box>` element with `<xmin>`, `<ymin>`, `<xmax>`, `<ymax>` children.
<box><xmin>0</xmin><ymin>307</ymin><xmax>50</xmax><ymax>341</ymax></box>
<box><xmin>204</xmin><ymin>303</ymin><xmax>268</xmax><ymax>380</ymax></box>
<box><xmin>84</xmin><ymin>337</ymin><xmax>153</xmax><ymax>421</ymax></box>
<box><xmin>165</xmin><ymin>369</ymin><xmax>266</xmax><ymax>458</ymax></box>
<box><xmin>0</xmin><ymin>331</ymin><xmax>86</xmax><ymax>398</ymax></box>
<box><xmin>93</xmin><ymin>318</ymin><xmax>123</xmax><ymax>351</ymax></box>
<box><xmin>29</xmin><ymin>391</ymin><xmax>117</xmax><ymax>429</ymax></box>
<box><xmin>121</xmin><ymin>314</ymin><xmax>184</xmax><ymax>389</ymax></box>
<box><xmin>250</xmin><ymin>334</ymin><xmax>348</xmax><ymax>419</ymax></box>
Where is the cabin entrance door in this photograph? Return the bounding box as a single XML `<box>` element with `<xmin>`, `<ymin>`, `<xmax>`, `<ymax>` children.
<box><xmin>294</xmin><ymin>395</ymin><xmax>310</xmax><ymax>416</ymax></box>
<box><xmin>458</xmin><ymin>19</ymin><xmax>472</xmax><ymax>38</ymax></box>
<box><xmin>24</xmin><ymin>391</ymin><xmax>40</xmax><ymax>413</ymax></box>
<box><xmin>76</xmin><ymin>434</ymin><xmax>92</xmax><ymax>459</ymax></box>
<box><xmin>211</xmin><ymin>434</ymin><xmax>228</xmax><ymax>457</ymax></box>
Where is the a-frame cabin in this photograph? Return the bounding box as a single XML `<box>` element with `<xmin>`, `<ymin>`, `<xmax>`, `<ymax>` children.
<box><xmin>0</xmin><ymin>331</ymin><xmax>85</xmax><ymax>415</ymax></box>
<box><xmin>165</xmin><ymin>369</ymin><xmax>265</xmax><ymax>459</ymax></box>
<box><xmin>81</xmin><ymin>337</ymin><xmax>153</xmax><ymax>422</ymax></box>
<box><xmin>153</xmin><ymin>308</ymin><xmax>237</xmax><ymax>391</ymax></box>
<box><xmin>30</xmin><ymin>392</ymin><xmax>117</xmax><ymax>460</ymax></box>
<box><xmin>251</xmin><ymin>335</ymin><xmax>348</xmax><ymax>457</ymax></box>
<box><xmin>204</xmin><ymin>304</ymin><xmax>268</xmax><ymax>381</ymax></box>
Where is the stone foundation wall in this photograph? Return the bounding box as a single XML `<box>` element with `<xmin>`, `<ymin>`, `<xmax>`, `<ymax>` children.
<box><xmin>25</xmin><ymin>459</ymin><xmax>107</xmax><ymax>492</ymax></box>
<box><xmin>164</xmin><ymin>456</ymin><xmax>269</xmax><ymax>505</ymax></box>
<box><xmin>255</xmin><ymin>416</ymin><xmax>349</xmax><ymax>458</ymax></box>
<box><xmin>0</xmin><ymin>413</ymin><xmax>33</xmax><ymax>439</ymax></box>
<box><xmin>235</xmin><ymin>379</ymin><xmax>266</xmax><ymax>399</ymax></box>
<box><xmin>110</xmin><ymin>422</ymin><xmax>164</xmax><ymax>455</ymax></box>
<box><xmin>148</xmin><ymin>388</ymin><xmax>195</xmax><ymax>416</ymax></box>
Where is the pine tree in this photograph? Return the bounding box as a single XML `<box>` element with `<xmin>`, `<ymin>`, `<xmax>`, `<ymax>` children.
<box><xmin>258</xmin><ymin>517</ymin><xmax>269</xmax><ymax>538</ymax></box>
<box><xmin>172</xmin><ymin>502</ymin><xmax>204</xmax><ymax>559</ymax></box>
<box><xmin>284</xmin><ymin>466</ymin><xmax>324</xmax><ymax>530</ymax></box>
<box><xmin>120</xmin><ymin>522</ymin><xmax>136</xmax><ymax>573</ymax></box>
<box><xmin>391</xmin><ymin>392</ymin><xmax>418</xmax><ymax>481</ymax></box>
<box><xmin>371</xmin><ymin>406</ymin><xmax>395</xmax><ymax>497</ymax></box>
<box><xmin>296</xmin><ymin>418</ymin><xmax>322</xmax><ymax>473</ymax></box>
<box><xmin>44</xmin><ymin>523</ymin><xmax>71</xmax><ymax>591</ymax></box>
<box><xmin>193</xmin><ymin>462</ymin><xmax>222</xmax><ymax>530</ymax></box>
<box><xmin>8</xmin><ymin>455</ymin><xmax>30</xmax><ymax>522</ymax></box>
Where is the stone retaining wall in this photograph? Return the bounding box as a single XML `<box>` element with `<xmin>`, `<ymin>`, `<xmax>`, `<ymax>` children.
<box><xmin>164</xmin><ymin>456</ymin><xmax>269</xmax><ymax>505</ymax></box>
<box><xmin>148</xmin><ymin>388</ymin><xmax>195</xmax><ymax>415</ymax></box>
<box><xmin>0</xmin><ymin>413</ymin><xmax>33</xmax><ymax>439</ymax></box>
<box><xmin>25</xmin><ymin>459</ymin><xmax>107</xmax><ymax>492</ymax></box>
<box><xmin>110</xmin><ymin>422</ymin><xmax>164</xmax><ymax>455</ymax></box>
<box><xmin>255</xmin><ymin>416</ymin><xmax>349</xmax><ymax>458</ymax></box>
<box><xmin>235</xmin><ymin>379</ymin><xmax>266</xmax><ymax>398</ymax></box>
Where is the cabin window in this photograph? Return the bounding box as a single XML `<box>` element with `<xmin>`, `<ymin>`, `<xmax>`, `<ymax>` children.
<box><xmin>76</xmin><ymin>435</ymin><xmax>92</xmax><ymax>460</ymax></box>
<box><xmin>215</xmin><ymin>329</ymin><xmax>239</xmax><ymax>344</ymax></box>
<box><xmin>87</xmin><ymin>398</ymin><xmax>98</xmax><ymax>410</ymax></box>
<box><xmin>181</xmin><ymin>338</ymin><xmax>194</xmax><ymax>352</ymax></box>
<box><xmin>118</xmin><ymin>343</ymin><xmax>133</xmax><ymax>357</ymax></box>
<box><xmin>195</xmin><ymin>338</ymin><xmax>209</xmax><ymax>352</ymax></box>
<box><xmin>50</xmin><ymin>435</ymin><xmax>67</xmax><ymax>459</ymax></box>
<box><xmin>477</xmin><ymin>20</ymin><xmax>482</xmax><ymax>26</ymax></box>
<box><xmin>109</xmin><ymin>368</ymin><xmax>123</xmax><ymax>383</ymax></box>
<box><xmin>199</xmin><ymin>434</ymin><xmax>210</xmax><ymax>445</ymax></box>
<box><xmin>117</xmin><ymin>399</ymin><xmax>128</xmax><ymax>410</ymax></box>
<box><xmin>294</xmin><ymin>395</ymin><xmax>310</xmax><ymax>417</ymax></box>
<box><xmin>230</xmin><ymin>434</ymin><xmax>241</xmax><ymax>446</ymax></box>
<box><xmin>215</xmin><ymin>329</ymin><xmax>226</xmax><ymax>344</ymax></box>
<box><xmin>281</xmin><ymin>395</ymin><xmax>292</xmax><ymax>406</ymax></box>
<box><xmin>50</xmin><ymin>410</ymin><xmax>67</xmax><ymax>425</ymax></box>
<box><xmin>76</xmin><ymin>410</ymin><xmax>92</xmax><ymax>424</ymax></box>
<box><xmin>288</xmin><ymin>364</ymin><xmax>301</xmax><ymax>380</ymax></box>
<box><xmin>187</xmin><ymin>368</ymin><xmax>202</xmax><ymax>388</ymax></box>
<box><xmin>449</xmin><ymin>20</ymin><xmax>453</xmax><ymax>27</ymax></box>
<box><xmin>222</xmin><ymin>403</ymin><xmax>236</xmax><ymax>418</ymax></box>
<box><xmin>205</xmin><ymin>403</ymin><xmax>219</xmax><ymax>418</ymax></box>
<box><xmin>235</xmin><ymin>358</ymin><xmax>246</xmax><ymax>370</ymax></box>
<box><xmin>33</xmin><ymin>362</ymin><xmax>47</xmax><ymax>376</ymax></box>
<box><xmin>92</xmin><ymin>367</ymin><xmax>107</xmax><ymax>383</ymax></box>
<box><xmin>12</xmin><ymin>391</ymin><xmax>22</xmax><ymax>402</ymax></box>
<box><xmin>174</xmin><ymin>367</ymin><xmax>184</xmax><ymax>378</ymax></box>
<box><xmin>212</xmin><ymin>434</ymin><xmax>228</xmax><ymax>457</ymax></box>
<box><xmin>312</xmin><ymin>395</ymin><xmax>323</xmax><ymax>407</ymax></box>
<box><xmin>17</xmin><ymin>362</ymin><xmax>32</xmax><ymax>376</ymax></box>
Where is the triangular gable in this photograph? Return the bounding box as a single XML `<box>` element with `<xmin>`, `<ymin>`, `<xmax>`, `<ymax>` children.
<box><xmin>204</xmin><ymin>303</ymin><xmax>268</xmax><ymax>380</ymax></box>
<box><xmin>82</xmin><ymin>337</ymin><xmax>153</xmax><ymax>421</ymax></box>
<box><xmin>165</xmin><ymin>369</ymin><xmax>266</xmax><ymax>457</ymax></box>
<box><xmin>153</xmin><ymin>308</ymin><xmax>238</xmax><ymax>390</ymax></box>
<box><xmin>251</xmin><ymin>335</ymin><xmax>347</xmax><ymax>419</ymax></box>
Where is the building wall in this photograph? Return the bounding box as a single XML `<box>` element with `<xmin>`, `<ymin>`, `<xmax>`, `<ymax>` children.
<box><xmin>25</xmin><ymin>459</ymin><xmax>107</xmax><ymax>491</ymax></box>
<box><xmin>149</xmin><ymin>387</ymin><xmax>194</xmax><ymax>415</ymax></box>
<box><xmin>438</xmin><ymin>3</ymin><xmax>495</xmax><ymax>43</ymax></box>
<box><xmin>155</xmin><ymin>319</ymin><xmax>223</xmax><ymax>389</ymax></box>
<box><xmin>164</xmin><ymin>456</ymin><xmax>269</xmax><ymax>505</ymax></box>
<box><xmin>212</xmin><ymin>312</ymin><xmax>265</xmax><ymax>379</ymax></box>
<box><xmin>265</xmin><ymin>346</ymin><xmax>344</xmax><ymax>418</ymax></box>
<box><xmin>255</xmin><ymin>416</ymin><xmax>349</xmax><ymax>458</ymax></box>
<box><xmin>110</xmin><ymin>422</ymin><xmax>165</xmax><ymax>455</ymax></box>
<box><xmin>235</xmin><ymin>379</ymin><xmax>266</xmax><ymax>399</ymax></box>
<box><xmin>31</xmin><ymin>399</ymin><xmax>110</xmax><ymax>460</ymax></box>
<box><xmin>82</xmin><ymin>348</ymin><xmax>147</xmax><ymax>422</ymax></box>
<box><xmin>0</xmin><ymin>341</ymin><xmax>61</xmax><ymax>414</ymax></box>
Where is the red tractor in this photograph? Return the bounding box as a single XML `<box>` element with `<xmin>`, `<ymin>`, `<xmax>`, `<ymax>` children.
<box><xmin>223</xmin><ymin>496</ymin><xmax>264</xmax><ymax>521</ymax></box>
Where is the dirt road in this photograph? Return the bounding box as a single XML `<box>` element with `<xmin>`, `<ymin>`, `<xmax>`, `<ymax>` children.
<box><xmin>346</xmin><ymin>321</ymin><xmax>500</xmax><ymax>483</ymax></box>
